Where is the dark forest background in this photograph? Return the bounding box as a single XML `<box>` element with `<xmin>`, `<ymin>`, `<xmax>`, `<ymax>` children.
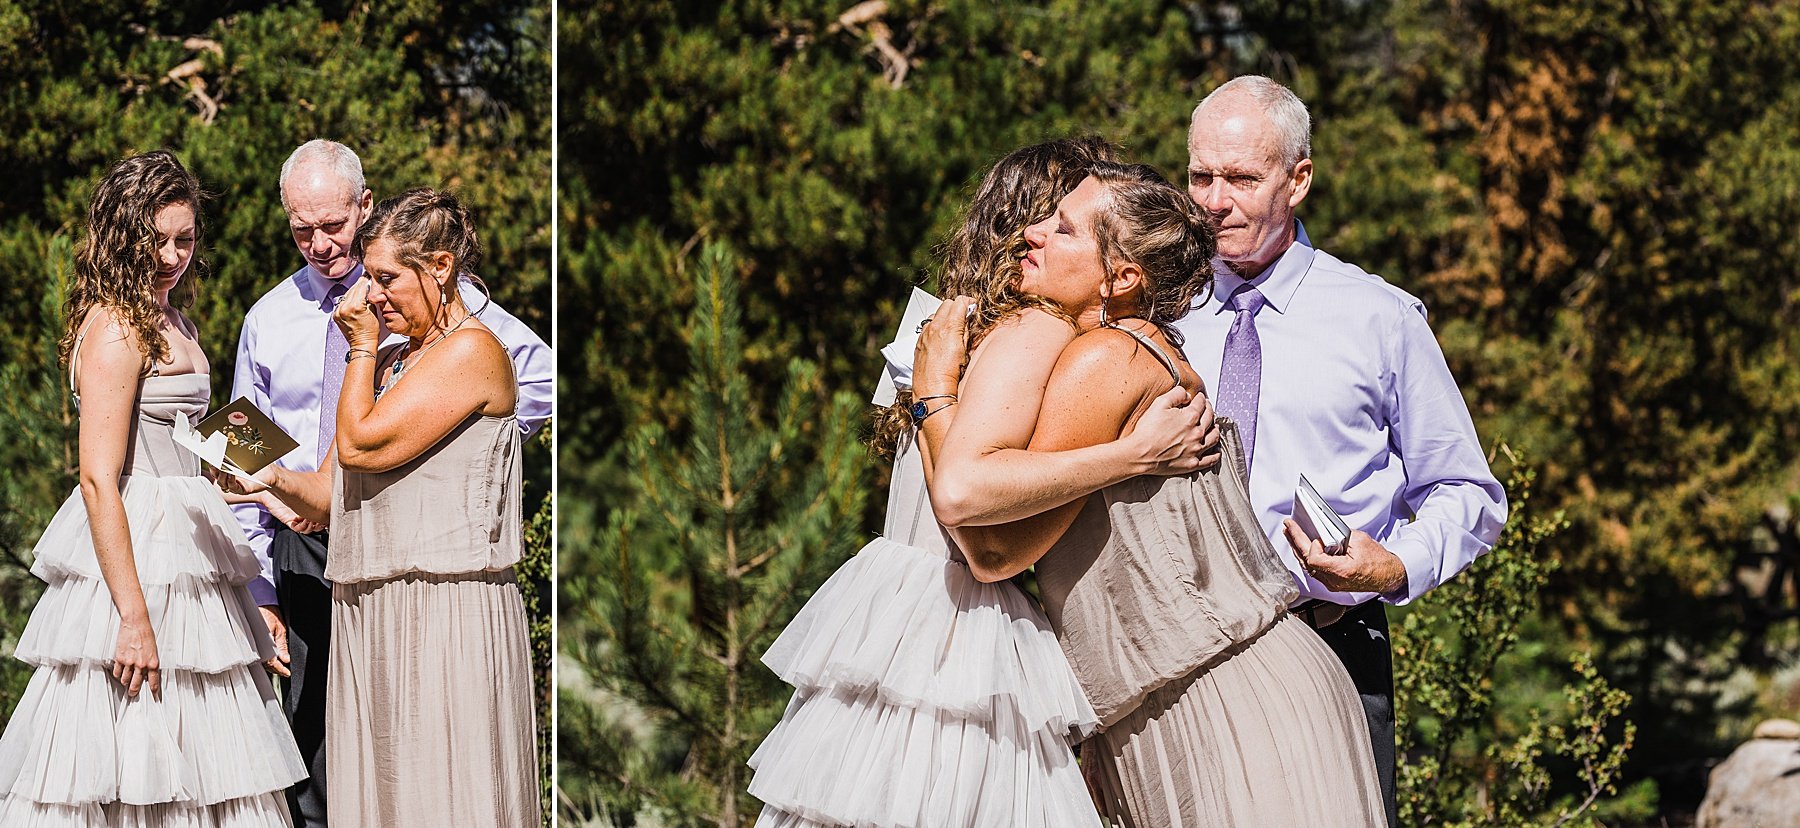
<box><xmin>0</xmin><ymin>1</ymin><xmax>554</xmax><ymax>821</ymax></box>
<box><xmin>559</xmin><ymin>1</ymin><xmax>1800</xmax><ymax>826</ymax></box>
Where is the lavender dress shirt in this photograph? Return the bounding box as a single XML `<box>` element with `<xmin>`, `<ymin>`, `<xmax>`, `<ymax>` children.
<box><xmin>1173</xmin><ymin>222</ymin><xmax>1507</xmax><ymax>606</ymax></box>
<box><xmin>229</xmin><ymin>263</ymin><xmax>554</xmax><ymax>604</ymax></box>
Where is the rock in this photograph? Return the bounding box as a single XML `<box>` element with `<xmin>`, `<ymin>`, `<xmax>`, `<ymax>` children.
<box><xmin>1755</xmin><ymin>718</ymin><xmax>1800</xmax><ymax>740</ymax></box>
<box><xmin>1697</xmin><ymin>720</ymin><xmax>1800</xmax><ymax>828</ymax></box>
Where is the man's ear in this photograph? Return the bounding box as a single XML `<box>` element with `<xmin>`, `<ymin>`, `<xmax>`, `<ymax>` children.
<box><xmin>1288</xmin><ymin>158</ymin><xmax>1313</xmax><ymax>209</ymax></box>
<box><xmin>358</xmin><ymin>188</ymin><xmax>375</xmax><ymax>214</ymax></box>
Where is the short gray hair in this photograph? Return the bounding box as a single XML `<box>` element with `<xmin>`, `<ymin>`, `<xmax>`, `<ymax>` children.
<box><xmin>1191</xmin><ymin>75</ymin><xmax>1311</xmax><ymax>169</ymax></box>
<box><xmin>279</xmin><ymin>139</ymin><xmax>366</xmax><ymax>209</ymax></box>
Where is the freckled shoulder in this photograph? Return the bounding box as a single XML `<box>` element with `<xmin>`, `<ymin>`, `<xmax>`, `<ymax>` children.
<box><xmin>1057</xmin><ymin>326</ymin><xmax>1197</xmax><ymax>398</ymax></box>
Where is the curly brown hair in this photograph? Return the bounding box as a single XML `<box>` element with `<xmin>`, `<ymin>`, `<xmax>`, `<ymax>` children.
<box><xmin>352</xmin><ymin>187</ymin><xmax>492</xmax><ymax>327</ymax></box>
<box><xmin>59</xmin><ymin>150</ymin><xmax>206</xmax><ymax>374</ymax></box>
<box><xmin>1086</xmin><ymin>160</ymin><xmax>1216</xmax><ymax>340</ymax></box>
<box><xmin>873</xmin><ymin>137</ymin><xmax>1118</xmax><ymax>453</ymax></box>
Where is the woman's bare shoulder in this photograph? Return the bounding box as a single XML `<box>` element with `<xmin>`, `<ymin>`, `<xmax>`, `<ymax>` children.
<box><xmin>1051</xmin><ymin>326</ymin><xmax>1193</xmax><ymax>395</ymax></box>
<box><xmin>980</xmin><ymin>307</ymin><xmax>1078</xmax><ymax>351</ymax></box>
<box><xmin>436</xmin><ymin>324</ymin><xmax>510</xmax><ymax>372</ymax></box>
<box><xmin>75</xmin><ymin>305</ymin><xmax>145</xmax><ymax>364</ymax></box>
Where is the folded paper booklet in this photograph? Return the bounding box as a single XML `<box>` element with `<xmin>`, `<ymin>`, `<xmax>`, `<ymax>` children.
<box><xmin>1293</xmin><ymin>474</ymin><xmax>1352</xmax><ymax>556</ymax></box>
<box><xmin>872</xmin><ymin>286</ymin><xmax>945</xmax><ymax>407</ymax></box>
<box><xmin>172</xmin><ymin>397</ymin><xmax>300</xmax><ymax>482</ymax></box>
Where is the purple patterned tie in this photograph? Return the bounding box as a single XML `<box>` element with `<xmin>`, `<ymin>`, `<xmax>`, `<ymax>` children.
<box><xmin>1215</xmin><ymin>284</ymin><xmax>1268</xmax><ymax>472</ymax></box>
<box><xmin>316</xmin><ymin>283</ymin><xmax>348</xmax><ymax>465</ymax></box>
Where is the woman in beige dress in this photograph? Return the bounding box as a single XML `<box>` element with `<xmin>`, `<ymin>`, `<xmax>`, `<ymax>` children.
<box><xmin>243</xmin><ymin>188</ymin><xmax>539</xmax><ymax>826</ymax></box>
<box><xmin>912</xmin><ymin>161</ymin><xmax>1386</xmax><ymax>827</ymax></box>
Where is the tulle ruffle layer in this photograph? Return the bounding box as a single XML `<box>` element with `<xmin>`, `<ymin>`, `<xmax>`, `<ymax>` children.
<box><xmin>29</xmin><ymin>478</ymin><xmax>262</xmax><ymax>588</ymax></box>
<box><xmin>759</xmin><ymin>537</ymin><xmax>1096</xmax><ymax>739</ymax></box>
<box><xmin>0</xmin><ymin>657</ymin><xmax>304</xmax><ymax>807</ymax></box>
<box><xmin>14</xmin><ymin>576</ymin><xmax>274</xmax><ymax>673</ymax></box>
<box><xmin>0</xmin><ymin>790</ymin><xmax>294</xmax><ymax>828</ymax></box>
<box><xmin>0</xmin><ymin>482</ymin><xmax>305</xmax><ymax>819</ymax></box>
<box><xmin>748</xmin><ymin>683</ymin><xmax>1096</xmax><ymax>827</ymax></box>
<box><xmin>749</xmin><ymin>537</ymin><xmax>1102</xmax><ymax>827</ymax></box>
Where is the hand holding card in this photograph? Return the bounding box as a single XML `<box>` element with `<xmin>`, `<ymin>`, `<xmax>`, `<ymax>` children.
<box><xmin>172</xmin><ymin>397</ymin><xmax>300</xmax><ymax>484</ymax></box>
<box><xmin>1292</xmin><ymin>475</ymin><xmax>1352</xmax><ymax>556</ymax></box>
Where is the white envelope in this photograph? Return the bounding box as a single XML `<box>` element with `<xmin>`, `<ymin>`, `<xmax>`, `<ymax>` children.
<box><xmin>1292</xmin><ymin>474</ymin><xmax>1352</xmax><ymax>555</ymax></box>
<box><xmin>872</xmin><ymin>286</ymin><xmax>945</xmax><ymax>406</ymax></box>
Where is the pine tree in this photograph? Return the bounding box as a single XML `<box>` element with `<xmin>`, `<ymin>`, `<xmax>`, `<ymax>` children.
<box><xmin>0</xmin><ymin>235</ymin><xmax>78</xmax><ymax>711</ymax></box>
<box><xmin>559</xmin><ymin>243</ymin><xmax>869</xmax><ymax>826</ymax></box>
<box><xmin>562</xmin><ymin>0</ymin><xmax>1800</xmax><ymax>820</ymax></box>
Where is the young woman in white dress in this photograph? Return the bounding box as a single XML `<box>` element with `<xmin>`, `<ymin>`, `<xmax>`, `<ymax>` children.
<box><xmin>746</xmin><ymin>139</ymin><xmax>1219</xmax><ymax>827</ymax></box>
<box><xmin>0</xmin><ymin>150</ymin><xmax>306</xmax><ymax>826</ymax></box>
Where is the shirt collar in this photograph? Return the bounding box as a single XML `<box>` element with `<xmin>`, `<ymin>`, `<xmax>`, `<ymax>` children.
<box><xmin>302</xmin><ymin>262</ymin><xmax>365</xmax><ymax>306</ymax></box>
<box><xmin>1205</xmin><ymin>220</ymin><xmax>1316</xmax><ymax>315</ymax></box>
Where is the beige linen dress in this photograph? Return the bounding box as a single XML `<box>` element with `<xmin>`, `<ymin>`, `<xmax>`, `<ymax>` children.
<box><xmin>1036</xmin><ymin>329</ymin><xmax>1385</xmax><ymax>828</ymax></box>
<box><xmin>323</xmin><ymin>348</ymin><xmax>540</xmax><ymax>827</ymax></box>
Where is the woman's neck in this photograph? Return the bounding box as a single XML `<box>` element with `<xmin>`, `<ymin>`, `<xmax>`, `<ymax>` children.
<box><xmin>409</xmin><ymin>300</ymin><xmax>472</xmax><ymax>349</ymax></box>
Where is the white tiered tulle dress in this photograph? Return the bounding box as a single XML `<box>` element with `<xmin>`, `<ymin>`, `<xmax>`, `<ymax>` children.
<box><xmin>747</xmin><ymin>429</ymin><xmax>1103</xmax><ymax>827</ymax></box>
<box><xmin>0</xmin><ymin>372</ymin><xmax>307</xmax><ymax>826</ymax></box>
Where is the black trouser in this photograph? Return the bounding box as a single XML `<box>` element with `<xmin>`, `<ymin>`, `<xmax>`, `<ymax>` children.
<box><xmin>1305</xmin><ymin>600</ymin><xmax>1399</xmax><ymax>828</ymax></box>
<box><xmin>271</xmin><ymin>525</ymin><xmax>332</xmax><ymax>828</ymax></box>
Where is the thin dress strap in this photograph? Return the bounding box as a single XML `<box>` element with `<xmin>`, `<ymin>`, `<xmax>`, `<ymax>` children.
<box><xmin>69</xmin><ymin>309</ymin><xmax>166</xmax><ymax>402</ymax></box>
<box><xmin>1115</xmin><ymin>323</ymin><xmax>1184</xmax><ymax>389</ymax></box>
<box><xmin>474</xmin><ymin>324</ymin><xmax>519</xmax><ymax>388</ymax></box>
<box><xmin>68</xmin><ymin>310</ymin><xmax>104</xmax><ymax>399</ymax></box>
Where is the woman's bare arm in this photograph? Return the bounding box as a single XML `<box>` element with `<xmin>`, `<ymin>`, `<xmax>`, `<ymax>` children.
<box><xmin>916</xmin><ymin>301</ymin><xmax>1214</xmax><ymax>528</ymax></box>
<box><xmin>251</xmin><ymin>450</ymin><xmax>336</xmax><ymax>525</ymax></box>
<box><xmin>329</xmin><ymin>279</ymin><xmax>514</xmax><ymax>474</ymax></box>
<box><xmin>74</xmin><ymin>309</ymin><xmax>161</xmax><ymax>696</ymax></box>
<box><xmin>954</xmin><ymin>329</ymin><xmax>1178</xmax><ymax>582</ymax></box>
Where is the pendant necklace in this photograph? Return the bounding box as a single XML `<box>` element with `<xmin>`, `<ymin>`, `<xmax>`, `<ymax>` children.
<box><xmin>381</xmin><ymin>313</ymin><xmax>471</xmax><ymax>395</ymax></box>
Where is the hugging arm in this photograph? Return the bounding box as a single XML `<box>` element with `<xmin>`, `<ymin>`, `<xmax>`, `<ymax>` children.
<box><xmin>951</xmin><ymin>332</ymin><xmax>1163</xmax><ymax>582</ymax></box>
<box><xmin>915</xmin><ymin>300</ymin><xmax>1216</xmax><ymax>529</ymax></box>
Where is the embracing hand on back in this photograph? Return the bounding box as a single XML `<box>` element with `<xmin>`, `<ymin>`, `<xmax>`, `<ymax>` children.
<box><xmin>1128</xmin><ymin>386</ymin><xmax>1222</xmax><ymax>476</ymax></box>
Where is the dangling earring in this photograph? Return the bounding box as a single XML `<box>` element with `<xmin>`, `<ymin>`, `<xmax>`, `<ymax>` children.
<box><xmin>1100</xmin><ymin>292</ymin><xmax>1112</xmax><ymax>327</ymax></box>
<box><xmin>440</xmin><ymin>279</ymin><xmax>451</xmax><ymax>306</ymax></box>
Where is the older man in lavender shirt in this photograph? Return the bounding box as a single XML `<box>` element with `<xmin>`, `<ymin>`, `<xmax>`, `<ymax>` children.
<box><xmin>1175</xmin><ymin>76</ymin><xmax>1508</xmax><ymax>826</ymax></box>
<box><xmin>230</xmin><ymin>139</ymin><xmax>553</xmax><ymax>827</ymax></box>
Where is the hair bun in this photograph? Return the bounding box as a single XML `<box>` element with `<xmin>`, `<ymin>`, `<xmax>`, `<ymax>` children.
<box><xmin>355</xmin><ymin>187</ymin><xmax>484</xmax><ymax>278</ymax></box>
